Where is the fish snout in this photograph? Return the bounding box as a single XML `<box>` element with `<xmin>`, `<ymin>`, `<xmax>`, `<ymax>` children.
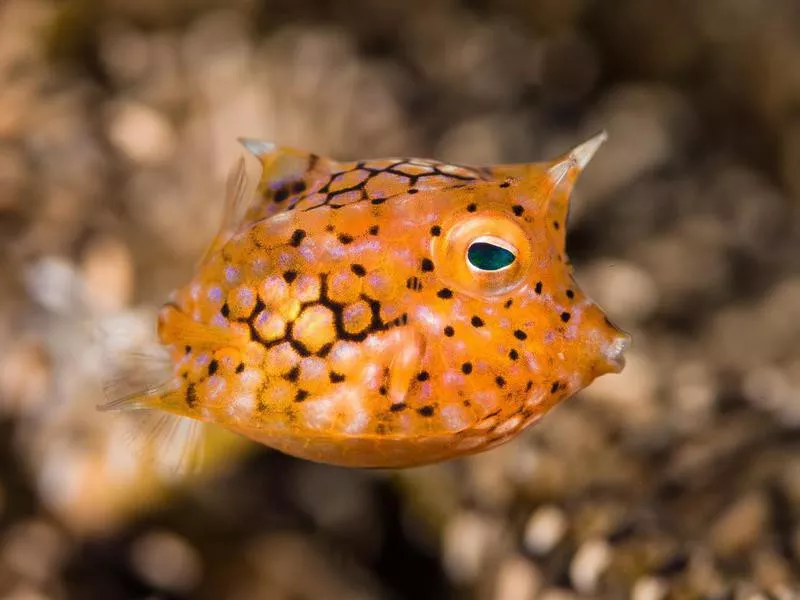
<box><xmin>581</xmin><ymin>303</ymin><xmax>631</xmax><ymax>376</ymax></box>
<box><xmin>601</xmin><ymin>330</ymin><xmax>630</xmax><ymax>373</ymax></box>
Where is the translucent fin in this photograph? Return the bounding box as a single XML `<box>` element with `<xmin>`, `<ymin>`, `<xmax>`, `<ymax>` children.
<box><xmin>95</xmin><ymin>317</ymin><xmax>208</xmax><ymax>480</ymax></box>
<box><xmin>198</xmin><ymin>155</ymin><xmax>250</xmax><ymax>267</ymax></box>
<box><xmin>109</xmin><ymin>410</ymin><xmax>207</xmax><ymax>481</ymax></box>
<box><xmin>237</xmin><ymin>138</ymin><xmax>334</xmax><ymax>221</ymax></box>
<box><xmin>157</xmin><ymin>304</ymin><xmax>248</xmax><ymax>349</ymax></box>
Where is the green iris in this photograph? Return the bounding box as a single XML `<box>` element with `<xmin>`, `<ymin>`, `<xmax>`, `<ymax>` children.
<box><xmin>467</xmin><ymin>241</ymin><xmax>516</xmax><ymax>271</ymax></box>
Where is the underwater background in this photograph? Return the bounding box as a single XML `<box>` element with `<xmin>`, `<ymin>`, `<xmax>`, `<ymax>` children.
<box><xmin>1</xmin><ymin>0</ymin><xmax>800</xmax><ymax>598</ymax></box>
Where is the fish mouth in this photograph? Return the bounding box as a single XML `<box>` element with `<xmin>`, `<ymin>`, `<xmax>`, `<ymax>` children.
<box><xmin>602</xmin><ymin>332</ymin><xmax>631</xmax><ymax>373</ymax></box>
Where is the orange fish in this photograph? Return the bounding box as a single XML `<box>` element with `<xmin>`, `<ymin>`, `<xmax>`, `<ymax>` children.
<box><xmin>101</xmin><ymin>132</ymin><xmax>630</xmax><ymax>469</ymax></box>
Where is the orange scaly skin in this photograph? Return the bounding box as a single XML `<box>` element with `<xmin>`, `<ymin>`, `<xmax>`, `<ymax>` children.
<box><xmin>151</xmin><ymin>134</ymin><xmax>630</xmax><ymax>468</ymax></box>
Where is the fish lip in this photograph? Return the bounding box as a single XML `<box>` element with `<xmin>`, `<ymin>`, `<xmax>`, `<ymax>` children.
<box><xmin>603</xmin><ymin>333</ymin><xmax>631</xmax><ymax>373</ymax></box>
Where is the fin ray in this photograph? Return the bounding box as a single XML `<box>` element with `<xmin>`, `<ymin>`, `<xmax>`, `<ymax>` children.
<box><xmin>198</xmin><ymin>156</ymin><xmax>250</xmax><ymax>266</ymax></box>
<box><xmin>95</xmin><ymin>318</ymin><xmax>207</xmax><ymax>480</ymax></box>
<box><xmin>237</xmin><ymin>138</ymin><xmax>334</xmax><ymax>222</ymax></box>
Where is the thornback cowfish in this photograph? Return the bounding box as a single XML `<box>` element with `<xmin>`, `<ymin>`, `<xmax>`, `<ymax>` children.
<box><xmin>100</xmin><ymin>132</ymin><xmax>630</xmax><ymax>469</ymax></box>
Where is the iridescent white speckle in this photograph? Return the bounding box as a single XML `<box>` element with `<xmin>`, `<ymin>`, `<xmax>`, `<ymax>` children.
<box><xmin>303</xmin><ymin>397</ymin><xmax>336</xmax><ymax>429</ymax></box>
<box><xmin>239</xmin><ymin>369</ymin><xmax>264</xmax><ymax>390</ymax></box>
<box><xmin>441</xmin><ymin>405</ymin><xmax>470</xmax><ymax>431</ymax></box>
<box><xmin>234</xmin><ymin>286</ymin><xmax>256</xmax><ymax>308</ymax></box>
<box><xmin>224</xmin><ymin>265</ymin><xmax>240</xmax><ymax>284</ymax></box>
<box><xmin>415</xmin><ymin>306</ymin><xmax>442</xmax><ymax>330</ymax></box>
<box><xmin>229</xmin><ymin>393</ymin><xmax>256</xmax><ymax>418</ymax></box>
<box><xmin>443</xmin><ymin>369</ymin><xmax>464</xmax><ymax>388</ymax></box>
<box><xmin>207</xmin><ymin>285</ymin><xmax>223</xmax><ymax>303</ymax></box>
<box><xmin>206</xmin><ymin>375</ymin><xmax>226</xmax><ymax>400</ymax></box>
<box><xmin>330</xmin><ymin>342</ymin><xmax>360</xmax><ymax>367</ymax></box>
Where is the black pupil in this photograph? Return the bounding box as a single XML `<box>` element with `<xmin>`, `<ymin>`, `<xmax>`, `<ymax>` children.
<box><xmin>467</xmin><ymin>242</ymin><xmax>516</xmax><ymax>271</ymax></box>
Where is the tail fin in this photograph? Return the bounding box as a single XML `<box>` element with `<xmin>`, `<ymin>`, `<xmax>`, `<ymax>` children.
<box><xmin>94</xmin><ymin>317</ymin><xmax>208</xmax><ymax>481</ymax></box>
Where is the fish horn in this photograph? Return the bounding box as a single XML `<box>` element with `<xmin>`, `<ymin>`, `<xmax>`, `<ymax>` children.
<box><xmin>545</xmin><ymin>131</ymin><xmax>608</xmax><ymax>253</ymax></box>
<box><xmin>237</xmin><ymin>138</ymin><xmax>278</xmax><ymax>161</ymax></box>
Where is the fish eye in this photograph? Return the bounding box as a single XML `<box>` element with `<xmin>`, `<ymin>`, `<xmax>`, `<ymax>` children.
<box><xmin>430</xmin><ymin>214</ymin><xmax>532</xmax><ymax>298</ymax></box>
<box><xmin>467</xmin><ymin>236</ymin><xmax>517</xmax><ymax>272</ymax></box>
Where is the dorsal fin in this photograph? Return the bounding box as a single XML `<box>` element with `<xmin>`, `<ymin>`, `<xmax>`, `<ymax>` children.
<box><xmin>198</xmin><ymin>155</ymin><xmax>250</xmax><ymax>267</ymax></box>
<box><xmin>238</xmin><ymin>138</ymin><xmax>335</xmax><ymax>222</ymax></box>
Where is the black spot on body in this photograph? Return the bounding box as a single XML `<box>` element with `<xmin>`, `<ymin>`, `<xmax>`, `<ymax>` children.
<box><xmin>390</xmin><ymin>402</ymin><xmax>406</xmax><ymax>412</ymax></box>
<box><xmin>338</xmin><ymin>233</ymin><xmax>354</xmax><ymax>245</ymax></box>
<box><xmin>509</xmin><ymin>349</ymin><xmax>519</xmax><ymax>361</ymax></box>
<box><xmin>430</xmin><ymin>225</ymin><xmax>441</xmax><ymax>236</ymax></box>
<box><xmin>420</xmin><ymin>258</ymin><xmax>434</xmax><ymax>272</ymax></box>
<box><xmin>551</xmin><ymin>382</ymin><xmax>560</xmax><ymax>393</ymax></box>
<box><xmin>444</xmin><ymin>326</ymin><xmax>455</xmax><ymax>337</ymax></box>
<box><xmin>186</xmin><ymin>383</ymin><xmax>198</xmax><ymax>408</ymax></box>
<box><xmin>495</xmin><ymin>376</ymin><xmax>506</xmax><ymax>388</ymax></box>
<box><xmin>283</xmin><ymin>270</ymin><xmax>298</xmax><ymax>284</ymax></box>
<box><xmin>534</xmin><ymin>281</ymin><xmax>543</xmax><ymax>294</ymax></box>
<box><xmin>467</xmin><ymin>203</ymin><xmax>477</xmax><ymax>212</ymax></box>
<box><xmin>208</xmin><ymin>359</ymin><xmax>219</xmax><ymax>376</ymax></box>
<box><xmin>437</xmin><ymin>288</ymin><xmax>453</xmax><ymax>299</ymax></box>
<box><xmin>368</xmin><ymin>225</ymin><xmax>380</xmax><ymax>235</ymax></box>
<box><xmin>329</xmin><ymin>371</ymin><xmax>346</xmax><ymax>383</ymax></box>
<box><xmin>220</xmin><ymin>303</ymin><xmax>230</xmax><ymax>318</ymax></box>
<box><xmin>514</xmin><ymin>329</ymin><xmax>527</xmax><ymax>340</ymax></box>
<box><xmin>561</xmin><ymin>312</ymin><xmax>571</xmax><ymax>323</ymax></box>
<box><xmin>553</xmin><ymin>221</ymin><xmax>560</xmax><ymax>230</ymax></box>
<box><xmin>285</xmin><ymin>366</ymin><xmax>300</xmax><ymax>383</ymax></box>
<box><xmin>371</xmin><ymin>198</ymin><xmax>387</xmax><ymax>205</ymax></box>
<box><xmin>289</xmin><ymin>339</ymin><xmax>312</xmax><ymax>358</ymax></box>
<box><xmin>566</xmin><ymin>289</ymin><xmax>575</xmax><ymax>299</ymax></box>
<box><xmin>407</xmin><ymin>277</ymin><xmax>422</xmax><ymax>291</ymax></box>
<box><xmin>274</xmin><ymin>187</ymin><xmax>289</xmax><ymax>203</ymax></box>
<box><xmin>525</xmin><ymin>380</ymin><xmax>533</xmax><ymax>392</ymax></box>
<box><xmin>294</xmin><ymin>389</ymin><xmax>309</xmax><ymax>402</ymax></box>
<box><xmin>417</xmin><ymin>371</ymin><xmax>430</xmax><ymax>382</ymax></box>
<box><xmin>379</xmin><ymin>386</ymin><xmax>388</xmax><ymax>396</ymax></box>
<box><xmin>471</xmin><ymin>316</ymin><xmax>484</xmax><ymax>328</ymax></box>
<box><xmin>408</xmin><ymin>188</ymin><xmax>419</xmax><ymax>194</ymax></box>
<box><xmin>290</xmin><ymin>229</ymin><xmax>307</xmax><ymax>247</ymax></box>
<box><xmin>184</xmin><ymin>345</ymin><xmax>191</xmax><ymax>354</ymax></box>
<box><xmin>504</xmin><ymin>299</ymin><xmax>513</xmax><ymax>309</ymax></box>
<box><xmin>351</xmin><ymin>264</ymin><xmax>367</xmax><ymax>277</ymax></box>
<box><xmin>292</xmin><ymin>181</ymin><xmax>307</xmax><ymax>194</ymax></box>
<box><xmin>512</xmin><ymin>205</ymin><xmax>524</xmax><ymax>216</ymax></box>
<box><xmin>461</xmin><ymin>362</ymin><xmax>473</xmax><ymax>375</ymax></box>
<box><xmin>235</xmin><ymin>363</ymin><xmax>245</xmax><ymax>374</ymax></box>
<box><xmin>499</xmin><ymin>181</ymin><xmax>511</xmax><ymax>188</ymax></box>
<box><xmin>417</xmin><ymin>405</ymin><xmax>435</xmax><ymax>417</ymax></box>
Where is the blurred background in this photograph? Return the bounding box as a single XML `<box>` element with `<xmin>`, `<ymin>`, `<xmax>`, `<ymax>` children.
<box><xmin>2</xmin><ymin>0</ymin><xmax>800</xmax><ymax>598</ymax></box>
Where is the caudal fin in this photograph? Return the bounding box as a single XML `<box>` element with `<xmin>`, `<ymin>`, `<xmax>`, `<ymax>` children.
<box><xmin>95</xmin><ymin>320</ymin><xmax>208</xmax><ymax>480</ymax></box>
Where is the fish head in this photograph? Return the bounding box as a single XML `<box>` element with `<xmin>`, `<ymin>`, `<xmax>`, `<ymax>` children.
<box><xmin>422</xmin><ymin>132</ymin><xmax>630</xmax><ymax>403</ymax></box>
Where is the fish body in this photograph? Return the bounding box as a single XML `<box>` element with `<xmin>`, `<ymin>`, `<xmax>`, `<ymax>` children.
<box><xmin>103</xmin><ymin>133</ymin><xmax>629</xmax><ymax>468</ymax></box>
